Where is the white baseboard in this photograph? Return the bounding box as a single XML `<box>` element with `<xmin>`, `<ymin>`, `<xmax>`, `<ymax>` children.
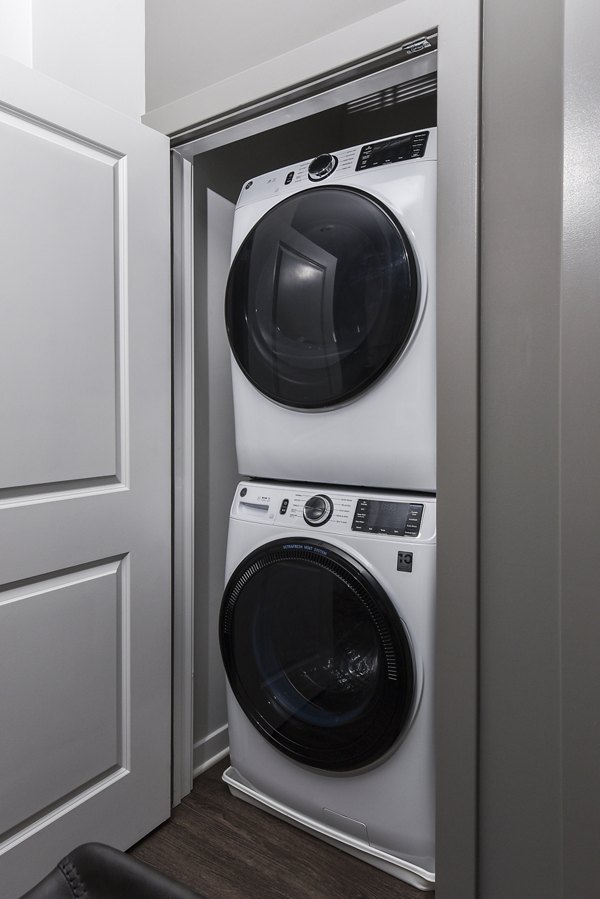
<box><xmin>192</xmin><ymin>723</ymin><xmax>229</xmax><ymax>777</ymax></box>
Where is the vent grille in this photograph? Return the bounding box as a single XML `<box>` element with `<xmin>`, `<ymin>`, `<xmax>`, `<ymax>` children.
<box><xmin>346</xmin><ymin>73</ymin><xmax>437</xmax><ymax>115</ymax></box>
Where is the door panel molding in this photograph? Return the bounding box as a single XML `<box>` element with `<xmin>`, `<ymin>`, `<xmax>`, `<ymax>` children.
<box><xmin>0</xmin><ymin>103</ymin><xmax>131</xmax><ymax>496</ymax></box>
<box><xmin>0</xmin><ymin>54</ymin><xmax>171</xmax><ymax>898</ymax></box>
<box><xmin>0</xmin><ymin>556</ymin><xmax>130</xmax><ymax>840</ymax></box>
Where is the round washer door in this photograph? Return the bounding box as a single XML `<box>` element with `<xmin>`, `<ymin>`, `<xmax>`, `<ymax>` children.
<box><xmin>225</xmin><ymin>186</ymin><xmax>420</xmax><ymax>410</ymax></box>
<box><xmin>219</xmin><ymin>538</ymin><xmax>415</xmax><ymax>772</ymax></box>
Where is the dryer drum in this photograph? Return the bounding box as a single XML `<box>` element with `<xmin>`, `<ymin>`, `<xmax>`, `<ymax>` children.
<box><xmin>225</xmin><ymin>186</ymin><xmax>419</xmax><ymax>410</ymax></box>
<box><xmin>219</xmin><ymin>538</ymin><xmax>416</xmax><ymax>772</ymax></box>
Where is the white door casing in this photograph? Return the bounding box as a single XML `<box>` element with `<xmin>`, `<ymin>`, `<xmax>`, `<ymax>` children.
<box><xmin>0</xmin><ymin>56</ymin><xmax>171</xmax><ymax>897</ymax></box>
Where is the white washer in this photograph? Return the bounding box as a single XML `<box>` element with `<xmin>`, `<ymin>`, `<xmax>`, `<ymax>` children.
<box><xmin>220</xmin><ymin>481</ymin><xmax>436</xmax><ymax>890</ymax></box>
<box><xmin>225</xmin><ymin>128</ymin><xmax>436</xmax><ymax>492</ymax></box>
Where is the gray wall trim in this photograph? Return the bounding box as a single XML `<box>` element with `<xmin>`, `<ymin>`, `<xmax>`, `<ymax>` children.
<box><xmin>169</xmin><ymin>38</ymin><xmax>437</xmax><ymax>147</ymax></box>
<box><xmin>478</xmin><ymin>1</ymin><xmax>564</xmax><ymax>896</ymax></box>
<box><xmin>435</xmin><ymin>2</ymin><xmax>481</xmax><ymax>897</ymax></box>
<box><xmin>171</xmin><ymin>151</ymin><xmax>195</xmax><ymax>804</ymax></box>
<box><xmin>192</xmin><ymin>725</ymin><xmax>229</xmax><ymax>777</ymax></box>
<box><xmin>142</xmin><ymin>3</ymin><xmax>440</xmax><ymax>136</ymax></box>
<box><xmin>173</xmin><ymin>51</ymin><xmax>438</xmax><ymax>161</ymax></box>
<box><xmin>561</xmin><ymin>1</ymin><xmax>600</xmax><ymax>893</ymax></box>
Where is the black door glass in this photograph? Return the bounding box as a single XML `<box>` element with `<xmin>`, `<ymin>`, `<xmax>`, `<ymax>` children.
<box><xmin>225</xmin><ymin>186</ymin><xmax>419</xmax><ymax>409</ymax></box>
<box><xmin>220</xmin><ymin>539</ymin><xmax>415</xmax><ymax>771</ymax></box>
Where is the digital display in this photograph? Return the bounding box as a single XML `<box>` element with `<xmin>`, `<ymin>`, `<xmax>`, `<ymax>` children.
<box><xmin>356</xmin><ymin>131</ymin><xmax>429</xmax><ymax>171</ymax></box>
<box><xmin>368</xmin><ymin>137</ymin><xmax>413</xmax><ymax>167</ymax></box>
<box><xmin>352</xmin><ymin>499</ymin><xmax>424</xmax><ymax>536</ymax></box>
<box><xmin>364</xmin><ymin>501</ymin><xmax>407</xmax><ymax>530</ymax></box>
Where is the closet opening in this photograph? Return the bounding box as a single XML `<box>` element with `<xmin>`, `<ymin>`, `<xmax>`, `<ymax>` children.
<box><xmin>171</xmin><ymin>34</ymin><xmax>439</xmax><ymax>800</ymax></box>
<box><xmin>170</xmin><ymin>17</ymin><xmax>479</xmax><ymax>894</ymax></box>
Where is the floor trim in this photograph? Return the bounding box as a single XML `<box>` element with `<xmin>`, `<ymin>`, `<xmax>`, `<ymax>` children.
<box><xmin>192</xmin><ymin>725</ymin><xmax>229</xmax><ymax>777</ymax></box>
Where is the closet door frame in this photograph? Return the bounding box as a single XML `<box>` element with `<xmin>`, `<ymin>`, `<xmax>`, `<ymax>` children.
<box><xmin>171</xmin><ymin>6</ymin><xmax>481</xmax><ymax>898</ymax></box>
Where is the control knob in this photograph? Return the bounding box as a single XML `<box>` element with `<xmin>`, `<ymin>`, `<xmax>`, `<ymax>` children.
<box><xmin>303</xmin><ymin>494</ymin><xmax>333</xmax><ymax>527</ymax></box>
<box><xmin>308</xmin><ymin>153</ymin><xmax>338</xmax><ymax>181</ymax></box>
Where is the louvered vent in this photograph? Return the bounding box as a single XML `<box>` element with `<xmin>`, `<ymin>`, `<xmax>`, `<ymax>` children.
<box><xmin>346</xmin><ymin>73</ymin><xmax>437</xmax><ymax>115</ymax></box>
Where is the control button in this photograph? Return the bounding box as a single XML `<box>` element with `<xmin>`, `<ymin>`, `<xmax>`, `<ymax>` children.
<box><xmin>240</xmin><ymin>487</ymin><xmax>247</xmax><ymax>497</ymax></box>
<box><xmin>285</xmin><ymin>171</ymin><xmax>294</xmax><ymax>184</ymax></box>
<box><xmin>308</xmin><ymin>153</ymin><xmax>338</xmax><ymax>181</ymax></box>
<box><xmin>303</xmin><ymin>494</ymin><xmax>333</xmax><ymax>527</ymax></box>
<box><xmin>279</xmin><ymin>499</ymin><xmax>289</xmax><ymax>515</ymax></box>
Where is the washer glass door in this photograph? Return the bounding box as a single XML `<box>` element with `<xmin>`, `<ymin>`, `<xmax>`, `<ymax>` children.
<box><xmin>225</xmin><ymin>186</ymin><xmax>419</xmax><ymax>409</ymax></box>
<box><xmin>220</xmin><ymin>538</ymin><xmax>415</xmax><ymax>771</ymax></box>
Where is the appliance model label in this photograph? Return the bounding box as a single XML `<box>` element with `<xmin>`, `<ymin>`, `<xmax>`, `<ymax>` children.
<box><xmin>397</xmin><ymin>552</ymin><xmax>414</xmax><ymax>573</ymax></box>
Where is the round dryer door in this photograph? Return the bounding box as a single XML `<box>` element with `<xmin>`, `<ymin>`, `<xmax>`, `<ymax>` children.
<box><xmin>225</xmin><ymin>186</ymin><xmax>419</xmax><ymax>410</ymax></box>
<box><xmin>219</xmin><ymin>538</ymin><xmax>415</xmax><ymax>772</ymax></box>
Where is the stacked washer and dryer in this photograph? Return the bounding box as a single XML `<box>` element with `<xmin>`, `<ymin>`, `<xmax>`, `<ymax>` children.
<box><xmin>219</xmin><ymin>128</ymin><xmax>437</xmax><ymax>890</ymax></box>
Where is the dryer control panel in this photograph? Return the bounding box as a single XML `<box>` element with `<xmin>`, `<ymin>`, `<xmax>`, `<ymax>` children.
<box><xmin>231</xmin><ymin>482</ymin><xmax>435</xmax><ymax>542</ymax></box>
<box><xmin>356</xmin><ymin>131</ymin><xmax>429</xmax><ymax>171</ymax></box>
<box><xmin>235</xmin><ymin>127</ymin><xmax>437</xmax><ymax>208</ymax></box>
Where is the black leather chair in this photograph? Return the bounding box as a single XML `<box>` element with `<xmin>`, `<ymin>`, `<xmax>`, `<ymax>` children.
<box><xmin>21</xmin><ymin>842</ymin><xmax>204</xmax><ymax>899</ymax></box>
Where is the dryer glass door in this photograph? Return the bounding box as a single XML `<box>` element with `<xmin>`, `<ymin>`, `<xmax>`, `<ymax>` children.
<box><xmin>220</xmin><ymin>538</ymin><xmax>415</xmax><ymax>771</ymax></box>
<box><xmin>226</xmin><ymin>186</ymin><xmax>419</xmax><ymax>409</ymax></box>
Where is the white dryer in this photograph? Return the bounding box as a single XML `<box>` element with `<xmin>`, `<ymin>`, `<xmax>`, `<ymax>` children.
<box><xmin>219</xmin><ymin>481</ymin><xmax>436</xmax><ymax>890</ymax></box>
<box><xmin>225</xmin><ymin>128</ymin><xmax>436</xmax><ymax>491</ymax></box>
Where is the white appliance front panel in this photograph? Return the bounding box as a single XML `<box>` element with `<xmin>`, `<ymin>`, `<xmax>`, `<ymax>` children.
<box><xmin>227</xmin><ymin>132</ymin><xmax>437</xmax><ymax>491</ymax></box>
<box><xmin>223</xmin><ymin>481</ymin><xmax>436</xmax><ymax>873</ymax></box>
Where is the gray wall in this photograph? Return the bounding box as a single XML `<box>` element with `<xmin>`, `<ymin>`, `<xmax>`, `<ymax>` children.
<box><xmin>478</xmin><ymin>0</ymin><xmax>600</xmax><ymax>897</ymax></box>
<box><xmin>560</xmin><ymin>0</ymin><xmax>600</xmax><ymax>893</ymax></box>
<box><xmin>192</xmin><ymin>187</ymin><xmax>238</xmax><ymax>773</ymax></box>
<box><xmin>145</xmin><ymin>0</ymin><xmax>403</xmax><ymax>113</ymax></box>
<box><xmin>479</xmin><ymin>0</ymin><xmax>563</xmax><ymax>894</ymax></box>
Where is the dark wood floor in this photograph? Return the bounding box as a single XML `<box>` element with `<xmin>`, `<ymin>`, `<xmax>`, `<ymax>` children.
<box><xmin>130</xmin><ymin>757</ymin><xmax>433</xmax><ymax>898</ymax></box>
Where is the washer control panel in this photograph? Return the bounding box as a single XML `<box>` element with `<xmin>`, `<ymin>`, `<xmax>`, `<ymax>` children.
<box><xmin>351</xmin><ymin>499</ymin><xmax>424</xmax><ymax>537</ymax></box>
<box><xmin>232</xmin><ymin>483</ymin><xmax>435</xmax><ymax>542</ymax></box>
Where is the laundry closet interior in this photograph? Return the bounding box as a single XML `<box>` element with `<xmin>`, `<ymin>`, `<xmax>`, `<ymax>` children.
<box><xmin>171</xmin><ymin>34</ymin><xmax>443</xmax><ymax>891</ymax></box>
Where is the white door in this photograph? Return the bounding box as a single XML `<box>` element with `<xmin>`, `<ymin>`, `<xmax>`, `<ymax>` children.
<box><xmin>0</xmin><ymin>56</ymin><xmax>171</xmax><ymax>897</ymax></box>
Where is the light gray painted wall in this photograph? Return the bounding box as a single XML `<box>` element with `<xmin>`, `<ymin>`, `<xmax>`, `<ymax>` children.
<box><xmin>434</xmin><ymin>2</ymin><xmax>480</xmax><ymax>896</ymax></box>
<box><xmin>142</xmin><ymin>0</ymin><xmax>439</xmax><ymax>134</ymax></box>
<box><xmin>145</xmin><ymin>0</ymin><xmax>405</xmax><ymax>111</ymax></box>
<box><xmin>0</xmin><ymin>0</ymin><xmax>145</xmax><ymax>119</ymax></box>
<box><xmin>561</xmin><ymin>0</ymin><xmax>600</xmax><ymax>893</ymax></box>
<box><xmin>31</xmin><ymin>0</ymin><xmax>145</xmax><ymax>119</ymax></box>
<box><xmin>192</xmin><ymin>188</ymin><xmax>238</xmax><ymax>773</ymax></box>
<box><xmin>0</xmin><ymin>0</ymin><xmax>32</xmax><ymax>64</ymax></box>
<box><xmin>478</xmin><ymin>0</ymin><xmax>564</xmax><ymax>895</ymax></box>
